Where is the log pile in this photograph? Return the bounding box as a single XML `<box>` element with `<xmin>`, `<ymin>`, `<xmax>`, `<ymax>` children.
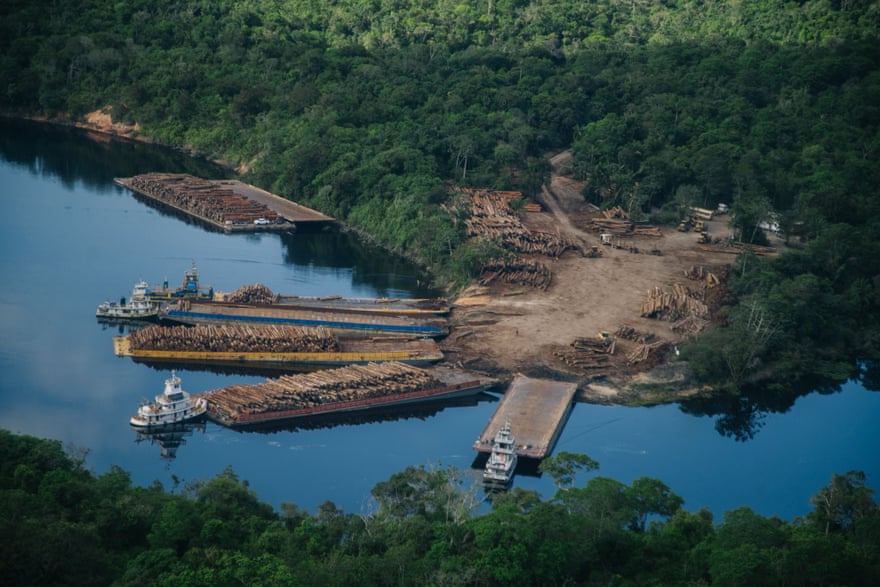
<box><xmin>696</xmin><ymin>241</ymin><xmax>776</xmax><ymax>257</ymax></box>
<box><xmin>460</xmin><ymin>188</ymin><xmax>577</xmax><ymax>257</ymax></box>
<box><xmin>627</xmin><ymin>341</ymin><xmax>670</xmax><ymax>366</ymax></box>
<box><xmin>684</xmin><ymin>265</ymin><xmax>721</xmax><ymax>287</ymax></box>
<box><xmin>640</xmin><ymin>284</ymin><xmax>709</xmax><ymax>321</ymax></box>
<box><xmin>615</xmin><ymin>325</ymin><xmax>657</xmax><ymax>345</ymax></box>
<box><xmin>128</xmin><ymin>324</ymin><xmax>339</xmax><ymax>353</ymax></box>
<box><xmin>224</xmin><ymin>283</ymin><xmax>277</xmax><ymax>304</ymax></box>
<box><xmin>479</xmin><ymin>257</ymin><xmax>552</xmax><ymax>290</ymax></box>
<box><xmin>672</xmin><ymin>315</ymin><xmax>708</xmax><ymax>336</ymax></box>
<box><xmin>126</xmin><ymin>173</ymin><xmax>281</xmax><ymax>225</ymax></box>
<box><xmin>591</xmin><ymin>217</ymin><xmax>663</xmax><ymax>238</ymax></box>
<box><xmin>554</xmin><ymin>337</ymin><xmax>613</xmax><ymax>372</ymax></box>
<box><xmin>206</xmin><ymin>361</ymin><xmax>442</xmax><ymax>420</ymax></box>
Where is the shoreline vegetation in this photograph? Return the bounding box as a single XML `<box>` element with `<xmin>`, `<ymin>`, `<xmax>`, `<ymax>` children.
<box><xmin>2</xmin><ymin>429</ymin><xmax>879</xmax><ymax>586</ymax></box>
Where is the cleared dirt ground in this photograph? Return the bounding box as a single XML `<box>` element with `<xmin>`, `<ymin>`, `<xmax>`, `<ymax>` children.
<box><xmin>440</xmin><ymin>151</ymin><xmax>744</xmax><ymax>403</ymax></box>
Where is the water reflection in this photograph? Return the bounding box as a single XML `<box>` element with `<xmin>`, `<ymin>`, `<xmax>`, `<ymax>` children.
<box><xmin>0</xmin><ymin>117</ymin><xmax>229</xmax><ymax>188</ymax></box>
<box><xmin>133</xmin><ymin>421</ymin><xmax>206</xmax><ymax>460</ymax></box>
<box><xmin>677</xmin><ymin>364</ymin><xmax>880</xmax><ymax>442</ymax></box>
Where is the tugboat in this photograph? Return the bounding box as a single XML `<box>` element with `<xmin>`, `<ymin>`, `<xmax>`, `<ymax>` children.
<box><xmin>130</xmin><ymin>371</ymin><xmax>207</xmax><ymax>429</ymax></box>
<box><xmin>96</xmin><ymin>280</ymin><xmax>159</xmax><ymax>321</ymax></box>
<box><xmin>483</xmin><ymin>418</ymin><xmax>518</xmax><ymax>487</ymax></box>
<box><xmin>147</xmin><ymin>262</ymin><xmax>213</xmax><ymax>301</ymax></box>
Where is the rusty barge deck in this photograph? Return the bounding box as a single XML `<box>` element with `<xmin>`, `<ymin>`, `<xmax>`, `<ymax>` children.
<box><xmin>473</xmin><ymin>374</ymin><xmax>577</xmax><ymax>459</ymax></box>
<box><xmin>114</xmin><ymin>173</ymin><xmax>333</xmax><ymax>232</ymax></box>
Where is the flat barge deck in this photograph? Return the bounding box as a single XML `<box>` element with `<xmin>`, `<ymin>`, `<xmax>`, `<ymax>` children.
<box><xmin>473</xmin><ymin>374</ymin><xmax>577</xmax><ymax>459</ymax></box>
<box><xmin>201</xmin><ymin>362</ymin><xmax>489</xmax><ymax>429</ymax></box>
<box><xmin>115</xmin><ymin>173</ymin><xmax>333</xmax><ymax>232</ymax></box>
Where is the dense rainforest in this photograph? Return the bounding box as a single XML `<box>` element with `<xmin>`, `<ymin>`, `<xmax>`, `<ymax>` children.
<box><xmin>2</xmin><ymin>3</ymin><xmax>880</xmax><ymax>388</ymax></box>
<box><xmin>2</xmin><ymin>429</ymin><xmax>879</xmax><ymax>586</ymax></box>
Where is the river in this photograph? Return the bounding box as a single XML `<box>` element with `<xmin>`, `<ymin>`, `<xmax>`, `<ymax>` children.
<box><xmin>1</xmin><ymin>119</ymin><xmax>877</xmax><ymax>522</ymax></box>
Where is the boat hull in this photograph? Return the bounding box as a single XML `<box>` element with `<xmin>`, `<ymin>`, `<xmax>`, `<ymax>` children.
<box><xmin>129</xmin><ymin>410</ymin><xmax>207</xmax><ymax>430</ymax></box>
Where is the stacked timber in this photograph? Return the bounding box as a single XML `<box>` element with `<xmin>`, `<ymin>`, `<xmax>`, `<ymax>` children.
<box><xmin>696</xmin><ymin>241</ymin><xmax>776</xmax><ymax>257</ymax></box>
<box><xmin>627</xmin><ymin>341</ymin><xmax>670</xmax><ymax>367</ymax></box>
<box><xmin>460</xmin><ymin>187</ymin><xmax>577</xmax><ymax>257</ymax></box>
<box><xmin>672</xmin><ymin>315</ymin><xmax>708</xmax><ymax>336</ymax></box>
<box><xmin>479</xmin><ymin>257</ymin><xmax>552</xmax><ymax>290</ymax></box>
<box><xmin>640</xmin><ymin>284</ymin><xmax>709</xmax><ymax>321</ymax></box>
<box><xmin>615</xmin><ymin>325</ymin><xmax>657</xmax><ymax>345</ymax></box>
<box><xmin>125</xmin><ymin>173</ymin><xmax>281</xmax><ymax>225</ymax></box>
<box><xmin>206</xmin><ymin>362</ymin><xmax>442</xmax><ymax>421</ymax></box>
<box><xmin>128</xmin><ymin>324</ymin><xmax>339</xmax><ymax>353</ymax></box>
<box><xmin>224</xmin><ymin>283</ymin><xmax>277</xmax><ymax>304</ymax></box>
<box><xmin>684</xmin><ymin>265</ymin><xmax>722</xmax><ymax>287</ymax></box>
<box><xmin>590</xmin><ymin>215</ymin><xmax>663</xmax><ymax>237</ymax></box>
<box><xmin>554</xmin><ymin>337</ymin><xmax>613</xmax><ymax>372</ymax></box>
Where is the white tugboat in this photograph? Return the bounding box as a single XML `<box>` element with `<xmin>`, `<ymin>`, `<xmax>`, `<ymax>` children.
<box><xmin>483</xmin><ymin>418</ymin><xmax>518</xmax><ymax>487</ymax></box>
<box><xmin>96</xmin><ymin>280</ymin><xmax>159</xmax><ymax>321</ymax></box>
<box><xmin>130</xmin><ymin>371</ymin><xmax>207</xmax><ymax>429</ymax></box>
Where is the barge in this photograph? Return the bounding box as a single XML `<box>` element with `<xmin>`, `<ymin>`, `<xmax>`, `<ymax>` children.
<box><xmin>159</xmin><ymin>299</ymin><xmax>449</xmax><ymax>337</ymax></box>
<box><xmin>474</xmin><ymin>374</ymin><xmax>577</xmax><ymax>460</ymax></box>
<box><xmin>203</xmin><ymin>362</ymin><xmax>488</xmax><ymax>429</ymax></box>
<box><xmin>218</xmin><ymin>283</ymin><xmax>450</xmax><ymax>317</ymax></box>
<box><xmin>115</xmin><ymin>173</ymin><xmax>333</xmax><ymax>233</ymax></box>
<box><xmin>113</xmin><ymin>334</ymin><xmax>443</xmax><ymax>370</ymax></box>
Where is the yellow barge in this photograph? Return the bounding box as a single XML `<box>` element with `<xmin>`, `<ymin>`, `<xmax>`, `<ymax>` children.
<box><xmin>113</xmin><ymin>336</ymin><xmax>443</xmax><ymax>371</ymax></box>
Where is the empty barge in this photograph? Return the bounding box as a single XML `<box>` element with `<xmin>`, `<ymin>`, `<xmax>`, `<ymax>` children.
<box><xmin>113</xmin><ymin>323</ymin><xmax>443</xmax><ymax>370</ymax></box>
<box><xmin>202</xmin><ymin>362</ymin><xmax>488</xmax><ymax>429</ymax></box>
<box><xmin>474</xmin><ymin>374</ymin><xmax>577</xmax><ymax>460</ymax></box>
<box><xmin>159</xmin><ymin>299</ymin><xmax>449</xmax><ymax>337</ymax></box>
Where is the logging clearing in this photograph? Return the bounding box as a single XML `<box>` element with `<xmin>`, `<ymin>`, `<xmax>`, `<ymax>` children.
<box><xmin>441</xmin><ymin>150</ymin><xmax>781</xmax><ymax>400</ymax></box>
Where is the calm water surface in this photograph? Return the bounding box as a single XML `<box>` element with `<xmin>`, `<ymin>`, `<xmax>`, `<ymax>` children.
<box><xmin>1</xmin><ymin>120</ymin><xmax>878</xmax><ymax>521</ymax></box>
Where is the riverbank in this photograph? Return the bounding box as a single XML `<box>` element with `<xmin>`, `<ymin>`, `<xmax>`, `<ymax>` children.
<box><xmin>8</xmin><ymin>112</ymin><xmax>738</xmax><ymax>404</ymax></box>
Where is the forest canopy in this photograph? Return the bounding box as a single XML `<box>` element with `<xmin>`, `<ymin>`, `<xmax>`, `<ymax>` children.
<box><xmin>2</xmin><ymin>429</ymin><xmax>879</xmax><ymax>586</ymax></box>
<box><xmin>1</xmin><ymin>0</ymin><xmax>879</xmax><ymax>391</ymax></box>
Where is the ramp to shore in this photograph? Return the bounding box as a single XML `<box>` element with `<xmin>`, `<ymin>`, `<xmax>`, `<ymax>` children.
<box><xmin>474</xmin><ymin>374</ymin><xmax>576</xmax><ymax>459</ymax></box>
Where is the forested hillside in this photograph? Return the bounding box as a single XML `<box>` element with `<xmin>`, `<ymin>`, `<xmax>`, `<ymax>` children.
<box><xmin>3</xmin><ymin>430</ymin><xmax>879</xmax><ymax>586</ymax></box>
<box><xmin>2</xmin><ymin>0</ymin><xmax>879</xmax><ymax>391</ymax></box>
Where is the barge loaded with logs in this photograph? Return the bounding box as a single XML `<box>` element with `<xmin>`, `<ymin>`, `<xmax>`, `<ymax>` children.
<box><xmin>114</xmin><ymin>173</ymin><xmax>333</xmax><ymax>232</ymax></box>
<box><xmin>113</xmin><ymin>324</ymin><xmax>444</xmax><ymax>370</ymax></box>
<box><xmin>200</xmin><ymin>361</ymin><xmax>489</xmax><ymax>429</ymax></box>
<box><xmin>159</xmin><ymin>298</ymin><xmax>449</xmax><ymax>337</ymax></box>
<box><xmin>221</xmin><ymin>284</ymin><xmax>450</xmax><ymax>317</ymax></box>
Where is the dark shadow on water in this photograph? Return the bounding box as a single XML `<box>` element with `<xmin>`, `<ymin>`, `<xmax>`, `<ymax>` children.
<box><xmin>0</xmin><ymin>117</ymin><xmax>229</xmax><ymax>190</ymax></box>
